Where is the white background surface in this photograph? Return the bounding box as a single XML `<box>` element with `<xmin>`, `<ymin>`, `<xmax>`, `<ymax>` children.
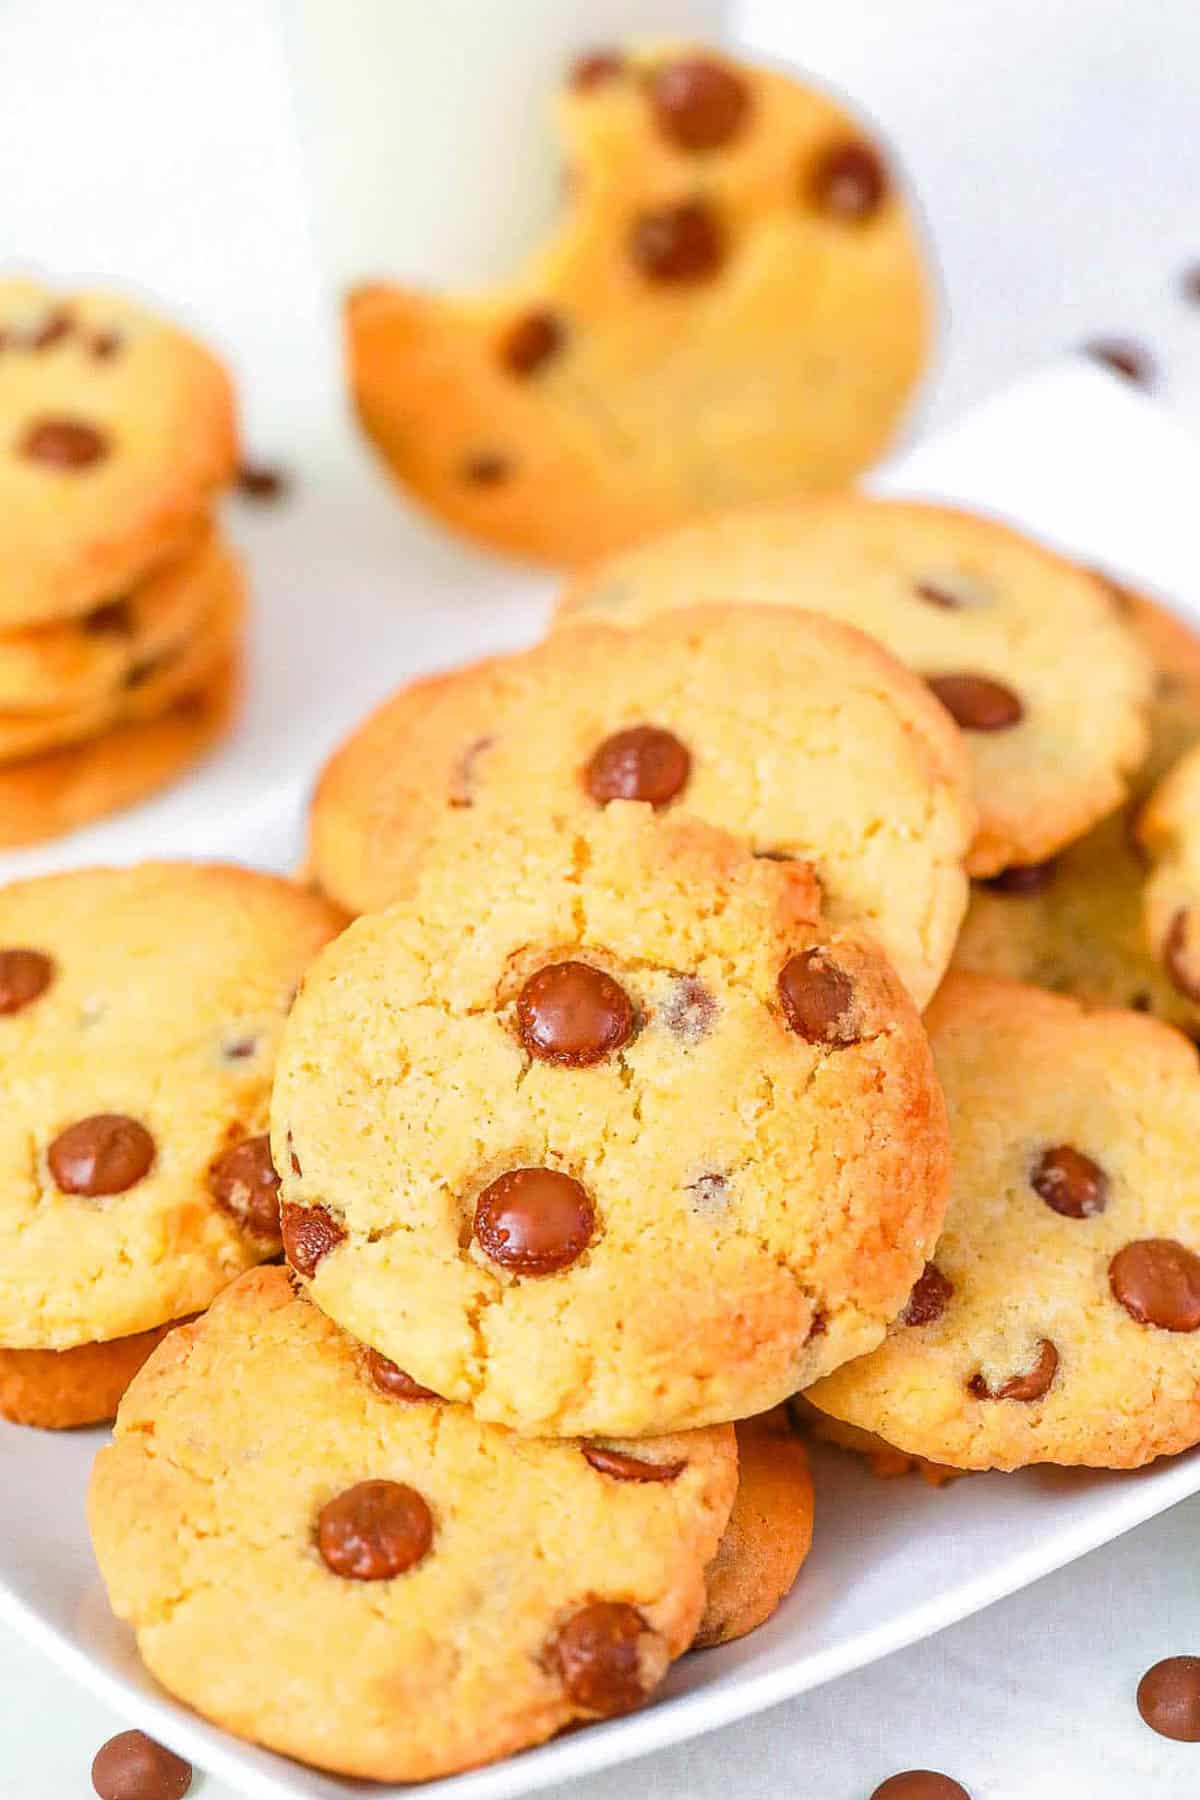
<box><xmin>2</xmin><ymin>2</ymin><xmax>1200</xmax><ymax>1797</ymax></box>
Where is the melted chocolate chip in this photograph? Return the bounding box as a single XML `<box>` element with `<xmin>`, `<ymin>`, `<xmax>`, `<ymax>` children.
<box><xmin>462</xmin><ymin>450</ymin><xmax>511</xmax><ymax>486</ymax></box>
<box><xmin>778</xmin><ymin>949</ymin><xmax>858</xmax><ymax>1045</ymax></box>
<box><xmin>473</xmin><ymin>1167</ymin><xmax>595</xmax><ymax>1274</ymax></box>
<box><xmin>1163</xmin><ymin>909</ymin><xmax>1200</xmax><ymax>1001</ymax></box>
<box><xmin>1137</xmin><ymin>1657</ymin><xmax>1200</xmax><ymax>1742</ymax></box>
<box><xmin>584</xmin><ymin>724</ymin><xmax>691</xmax><ymax>806</ymax></box>
<box><xmin>900</xmin><ymin>1262</ymin><xmax>953</xmax><ymax>1326</ymax></box>
<box><xmin>1084</xmin><ymin>338</ymin><xmax>1154</xmax><ymax>386</ymax></box>
<box><xmin>809</xmin><ymin>139</ymin><xmax>888</xmax><ymax>221</ymax></box>
<box><xmin>0</xmin><ymin>947</ymin><xmax>54</xmax><ymax>1014</ymax></box>
<box><xmin>583</xmin><ymin>1445</ymin><xmax>685</xmax><ymax>1481</ymax></box>
<box><xmin>982</xmin><ymin>861</ymin><xmax>1057</xmax><ymax>896</ymax></box>
<box><xmin>1110</xmin><ymin>1238</ymin><xmax>1200</xmax><ymax>1331</ymax></box>
<box><xmin>550</xmin><ymin>1601</ymin><xmax>651</xmax><ymax>1714</ymax></box>
<box><xmin>316</xmin><ymin>1479</ymin><xmax>433</xmax><ymax>1580</ymax></box>
<box><xmin>91</xmin><ymin>1729</ymin><xmax>192</xmax><ymax>1800</ymax></box>
<box><xmin>366</xmin><ymin>1348</ymin><xmax>440</xmax><ymax>1401</ymax></box>
<box><xmin>968</xmin><ymin>1338</ymin><xmax>1058</xmax><ymax>1402</ymax></box>
<box><xmin>48</xmin><ymin>1115</ymin><xmax>155</xmax><ymax>1196</ymax></box>
<box><xmin>83</xmin><ymin>598</ymin><xmax>135</xmax><ymax>637</ymax></box>
<box><xmin>208</xmin><ymin>1134</ymin><xmax>281</xmax><ymax>1240</ymax></box>
<box><xmin>870</xmin><ymin>1776</ymin><xmax>970</xmax><ymax>1800</ymax></box>
<box><xmin>569</xmin><ymin>48</ymin><xmax>625</xmax><ymax>91</ymax></box>
<box><xmin>629</xmin><ymin>200</ymin><xmax>724</xmax><ymax>282</ymax></box>
<box><xmin>517</xmin><ymin>960</ymin><xmax>634</xmax><ymax>1066</ymax></box>
<box><xmin>20</xmin><ymin>417</ymin><xmax>109</xmax><ymax>469</ymax></box>
<box><xmin>500</xmin><ymin>309</ymin><xmax>565</xmax><ymax>377</ymax></box>
<box><xmin>280</xmin><ymin>1201</ymin><xmax>346</xmax><ymax>1276</ymax></box>
<box><xmin>927</xmin><ymin>674</ymin><xmax>1024</xmax><ymax>731</ymax></box>
<box><xmin>648</xmin><ymin>57</ymin><xmax>750</xmax><ymax>151</ymax></box>
<box><xmin>1031</xmin><ymin>1145</ymin><xmax>1108</xmax><ymax>1219</ymax></box>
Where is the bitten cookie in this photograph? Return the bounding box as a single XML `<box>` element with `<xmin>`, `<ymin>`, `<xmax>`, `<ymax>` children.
<box><xmin>88</xmin><ymin>1267</ymin><xmax>738</xmax><ymax>1782</ymax></box>
<box><xmin>0</xmin><ymin>863</ymin><xmax>344</xmax><ymax>1401</ymax></box>
<box><xmin>558</xmin><ymin>495</ymin><xmax>1154</xmax><ymax>876</ymax></box>
<box><xmin>0</xmin><ymin>280</ymin><xmax>237</xmax><ymax>626</ymax></box>
<box><xmin>276</xmin><ymin>805</ymin><xmax>949</xmax><ymax>1438</ymax></box>
<box><xmin>309</xmin><ymin>604</ymin><xmax>973</xmax><ymax>1008</ymax></box>
<box><xmin>347</xmin><ymin>42</ymin><xmax>930</xmax><ymax>564</ymax></box>
<box><xmin>695</xmin><ymin>1407</ymin><xmax>814</xmax><ymax>1649</ymax></box>
<box><xmin>806</xmin><ymin>974</ymin><xmax>1200</xmax><ymax>1470</ymax></box>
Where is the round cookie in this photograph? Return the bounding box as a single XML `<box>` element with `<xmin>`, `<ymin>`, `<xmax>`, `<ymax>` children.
<box><xmin>789</xmin><ymin>1397</ymin><xmax>961</xmax><ymax>1488</ymax></box>
<box><xmin>276</xmin><ymin>804</ymin><xmax>949</xmax><ymax>1438</ymax></box>
<box><xmin>0</xmin><ymin>862</ymin><xmax>344</xmax><ymax>1355</ymax></box>
<box><xmin>558</xmin><ymin>494</ymin><xmax>1154</xmax><ymax>876</ymax></box>
<box><xmin>88</xmin><ymin>1266</ymin><xmax>738</xmax><ymax>1782</ymax></box>
<box><xmin>0</xmin><ymin>1321</ymin><xmax>182</xmax><ymax>1430</ymax></box>
<box><xmin>1138</xmin><ymin>742</ymin><xmax>1200</xmax><ymax>1012</ymax></box>
<box><xmin>347</xmin><ymin>42</ymin><xmax>930</xmax><ymax>565</ymax></box>
<box><xmin>694</xmin><ymin>1407</ymin><xmax>814</xmax><ymax>1649</ymax></box>
<box><xmin>806</xmin><ymin>974</ymin><xmax>1200</xmax><ymax>1471</ymax></box>
<box><xmin>0</xmin><ymin>655</ymin><xmax>239</xmax><ymax>849</ymax></box>
<box><xmin>0</xmin><ymin>280</ymin><xmax>237</xmax><ymax>626</ymax></box>
<box><xmin>309</xmin><ymin>604</ymin><xmax>974</xmax><ymax>1009</ymax></box>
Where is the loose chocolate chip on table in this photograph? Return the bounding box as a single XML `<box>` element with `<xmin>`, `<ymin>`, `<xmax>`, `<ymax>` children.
<box><xmin>583</xmin><ymin>1444</ymin><xmax>685</xmax><ymax>1482</ymax></box>
<box><xmin>1083</xmin><ymin>338</ymin><xmax>1154</xmax><ymax>386</ymax></box>
<box><xmin>462</xmin><ymin>450</ymin><xmax>511</xmax><ymax>486</ymax></box>
<box><xmin>778</xmin><ymin>948</ymin><xmax>857</xmax><ymax>1045</ymax></box>
<box><xmin>982</xmin><ymin>860</ymin><xmax>1056</xmax><ymax>895</ymax></box>
<box><xmin>236</xmin><ymin>460</ymin><xmax>290</xmax><ymax>502</ymax></box>
<box><xmin>900</xmin><ymin>1262</ymin><xmax>953</xmax><ymax>1326</ymax></box>
<box><xmin>871</xmin><ymin>1775</ymin><xmax>970</xmax><ymax>1800</ymax></box>
<box><xmin>927</xmin><ymin>674</ymin><xmax>1023</xmax><ymax>731</ymax></box>
<box><xmin>661</xmin><ymin>975</ymin><xmax>716</xmax><ymax>1043</ymax></box>
<box><xmin>500</xmin><ymin>308</ymin><xmax>565</xmax><ymax>377</ymax></box>
<box><xmin>569</xmin><ymin>47</ymin><xmax>625</xmax><ymax>90</ymax></box>
<box><xmin>968</xmin><ymin>1338</ymin><xmax>1058</xmax><ymax>1402</ymax></box>
<box><xmin>517</xmin><ymin>960</ymin><xmax>634</xmax><ymax>1066</ymax></box>
<box><xmin>809</xmin><ymin>139</ymin><xmax>888</xmax><ymax>221</ymax></box>
<box><xmin>1163</xmin><ymin>909</ymin><xmax>1200</xmax><ymax>1001</ymax></box>
<box><xmin>629</xmin><ymin>200</ymin><xmax>724</xmax><ymax>283</ymax></box>
<box><xmin>91</xmin><ymin>1729</ymin><xmax>192</xmax><ymax>1800</ymax></box>
<box><xmin>20</xmin><ymin>416</ymin><xmax>110</xmax><ymax>469</ymax></box>
<box><xmin>1031</xmin><ymin>1145</ymin><xmax>1109</xmax><ymax>1219</ymax></box>
<box><xmin>366</xmin><ymin>1348</ymin><xmax>440</xmax><ymax>1401</ymax></box>
<box><xmin>550</xmin><ymin>1600</ymin><xmax>652</xmax><ymax>1714</ymax></box>
<box><xmin>648</xmin><ymin>57</ymin><xmax>750</xmax><ymax>152</ymax></box>
<box><xmin>208</xmin><ymin>1134</ymin><xmax>281</xmax><ymax>1240</ymax></box>
<box><xmin>317</xmin><ymin>1478</ymin><xmax>433</xmax><ymax>1580</ymax></box>
<box><xmin>473</xmin><ymin>1167</ymin><xmax>595</xmax><ymax>1274</ymax></box>
<box><xmin>83</xmin><ymin>597</ymin><xmax>135</xmax><ymax>636</ymax></box>
<box><xmin>0</xmin><ymin>946</ymin><xmax>54</xmax><ymax>1014</ymax></box>
<box><xmin>280</xmin><ymin>1201</ymin><xmax>346</xmax><ymax>1276</ymax></box>
<box><xmin>48</xmin><ymin>1114</ymin><xmax>155</xmax><ymax>1197</ymax></box>
<box><xmin>1137</xmin><ymin>1656</ymin><xmax>1200</xmax><ymax>1742</ymax></box>
<box><xmin>584</xmin><ymin>724</ymin><xmax>691</xmax><ymax>806</ymax></box>
<box><xmin>1110</xmin><ymin>1238</ymin><xmax>1200</xmax><ymax>1332</ymax></box>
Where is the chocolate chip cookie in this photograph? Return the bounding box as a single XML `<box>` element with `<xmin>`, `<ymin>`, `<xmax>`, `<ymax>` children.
<box><xmin>694</xmin><ymin>1406</ymin><xmax>814</xmax><ymax>1648</ymax></box>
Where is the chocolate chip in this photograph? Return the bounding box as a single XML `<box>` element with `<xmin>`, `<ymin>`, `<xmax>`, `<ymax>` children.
<box><xmin>914</xmin><ymin>579</ymin><xmax>966</xmax><ymax>610</ymax></box>
<box><xmin>473</xmin><ymin>1167</ymin><xmax>595</xmax><ymax>1274</ymax></box>
<box><xmin>1084</xmin><ymin>338</ymin><xmax>1154</xmax><ymax>386</ymax></box>
<box><xmin>629</xmin><ymin>200</ymin><xmax>724</xmax><ymax>282</ymax></box>
<box><xmin>236</xmin><ymin>460</ymin><xmax>290</xmax><ymax>502</ymax></box>
<box><xmin>89</xmin><ymin>329</ymin><xmax>123</xmax><ymax>361</ymax></box>
<box><xmin>83</xmin><ymin>598</ymin><xmax>135</xmax><ymax>637</ymax></box>
<box><xmin>91</xmin><ymin>1729</ymin><xmax>192</xmax><ymax>1800</ymax></box>
<box><xmin>462</xmin><ymin>450</ymin><xmax>511</xmax><ymax>486</ymax></box>
<box><xmin>870</xmin><ymin>1775</ymin><xmax>970</xmax><ymax>1800</ymax></box>
<box><xmin>500</xmin><ymin>309</ymin><xmax>565</xmax><ymax>377</ymax></box>
<box><xmin>550</xmin><ymin>1601</ymin><xmax>652</xmax><ymax>1715</ymax></box>
<box><xmin>584</xmin><ymin>724</ymin><xmax>691</xmax><ymax>806</ymax></box>
<box><xmin>1163</xmin><ymin>909</ymin><xmax>1200</xmax><ymax>1001</ymax></box>
<box><xmin>20</xmin><ymin>417</ymin><xmax>109</xmax><ymax>469</ymax></box>
<box><xmin>926</xmin><ymin>674</ymin><xmax>1024</xmax><ymax>731</ymax></box>
<box><xmin>648</xmin><ymin>57</ymin><xmax>750</xmax><ymax>152</ymax></box>
<box><xmin>900</xmin><ymin>1262</ymin><xmax>953</xmax><ymax>1326</ymax></box>
<box><xmin>686</xmin><ymin>1170</ymin><xmax>731</xmax><ymax>1214</ymax></box>
<box><xmin>30</xmin><ymin>309</ymin><xmax>73</xmax><ymax>350</ymax></box>
<box><xmin>222</xmin><ymin>1035</ymin><xmax>257</xmax><ymax>1061</ymax></box>
<box><xmin>316</xmin><ymin>1479</ymin><xmax>433</xmax><ymax>1580</ymax></box>
<box><xmin>366</xmin><ymin>1348</ymin><xmax>439</xmax><ymax>1401</ymax></box>
<box><xmin>1032</xmin><ymin>1145</ymin><xmax>1108</xmax><ymax>1218</ymax></box>
<box><xmin>1110</xmin><ymin>1238</ymin><xmax>1200</xmax><ymax>1331</ymax></box>
<box><xmin>659</xmin><ymin>976</ymin><xmax>717</xmax><ymax>1046</ymax></box>
<box><xmin>448</xmin><ymin>734</ymin><xmax>494</xmax><ymax>807</ymax></box>
<box><xmin>0</xmin><ymin>947</ymin><xmax>54</xmax><ymax>1015</ymax></box>
<box><xmin>968</xmin><ymin>1338</ymin><xmax>1058</xmax><ymax>1402</ymax></box>
<box><xmin>1138</xmin><ymin>1657</ymin><xmax>1200</xmax><ymax>1742</ymax></box>
<box><xmin>569</xmin><ymin>48</ymin><xmax>625</xmax><ymax>91</ymax></box>
<box><xmin>280</xmin><ymin>1201</ymin><xmax>346</xmax><ymax>1276</ymax></box>
<box><xmin>809</xmin><ymin>139</ymin><xmax>888</xmax><ymax>221</ymax></box>
<box><xmin>778</xmin><ymin>949</ymin><xmax>858</xmax><ymax>1045</ymax></box>
<box><xmin>208</xmin><ymin>1134</ymin><xmax>281</xmax><ymax>1240</ymax></box>
<box><xmin>517</xmin><ymin>960</ymin><xmax>634</xmax><ymax>1067</ymax></box>
<box><xmin>583</xmin><ymin>1444</ymin><xmax>685</xmax><ymax>1481</ymax></box>
<box><xmin>48</xmin><ymin>1115</ymin><xmax>154</xmax><ymax>1196</ymax></box>
<box><xmin>981</xmin><ymin>861</ymin><xmax>1056</xmax><ymax>895</ymax></box>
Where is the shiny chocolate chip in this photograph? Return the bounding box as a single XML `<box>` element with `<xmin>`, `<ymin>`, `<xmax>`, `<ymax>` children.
<box><xmin>778</xmin><ymin>949</ymin><xmax>857</xmax><ymax>1045</ymax></box>
<box><xmin>584</xmin><ymin>724</ymin><xmax>691</xmax><ymax>806</ymax></box>
<box><xmin>316</xmin><ymin>1479</ymin><xmax>433</xmax><ymax>1580</ymax></box>
<box><xmin>516</xmin><ymin>960</ymin><xmax>634</xmax><ymax>1066</ymax></box>
<box><xmin>280</xmin><ymin>1201</ymin><xmax>346</xmax><ymax>1277</ymax></box>
<box><xmin>473</xmin><ymin>1167</ymin><xmax>595</xmax><ymax>1275</ymax></box>
<box><xmin>1110</xmin><ymin>1238</ymin><xmax>1200</xmax><ymax>1331</ymax></box>
<box><xmin>208</xmin><ymin>1134</ymin><xmax>281</xmax><ymax>1240</ymax></box>
<box><xmin>582</xmin><ymin>1445</ymin><xmax>685</xmax><ymax>1482</ymax></box>
<box><xmin>48</xmin><ymin>1114</ymin><xmax>155</xmax><ymax>1196</ymax></box>
<box><xmin>1031</xmin><ymin>1145</ymin><xmax>1108</xmax><ymax>1219</ymax></box>
<box><xmin>648</xmin><ymin>57</ymin><xmax>750</xmax><ymax>151</ymax></box>
<box><xmin>20</xmin><ymin>416</ymin><xmax>109</xmax><ymax>469</ymax></box>
<box><xmin>550</xmin><ymin>1601</ymin><xmax>652</xmax><ymax>1715</ymax></box>
<box><xmin>900</xmin><ymin>1262</ymin><xmax>953</xmax><ymax>1327</ymax></box>
<box><xmin>968</xmin><ymin>1338</ymin><xmax>1058</xmax><ymax>1402</ymax></box>
<box><xmin>927</xmin><ymin>674</ymin><xmax>1023</xmax><ymax>731</ymax></box>
<box><xmin>0</xmin><ymin>947</ymin><xmax>54</xmax><ymax>1014</ymax></box>
<box><xmin>91</xmin><ymin>1729</ymin><xmax>192</xmax><ymax>1800</ymax></box>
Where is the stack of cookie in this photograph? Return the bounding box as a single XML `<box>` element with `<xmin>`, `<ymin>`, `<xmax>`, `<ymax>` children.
<box><xmin>0</xmin><ymin>279</ymin><xmax>242</xmax><ymax>845</ymax></box>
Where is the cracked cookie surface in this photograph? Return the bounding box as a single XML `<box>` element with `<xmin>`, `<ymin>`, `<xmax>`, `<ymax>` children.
<box><xmin>277</xmin><ymin>805</ymin><xmax>949</xmax><ymax>1437</ymax></box>
<box><xmin>88</xmin><ymin>1266</ymin><xmax>737</xmax><ymax>1782</ymax></box>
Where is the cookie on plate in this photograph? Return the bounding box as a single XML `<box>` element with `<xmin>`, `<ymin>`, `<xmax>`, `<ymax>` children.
<box><xmin>806</xmin><ymin>974</ymin><xmax>1200</xmax><ymax>1470</ymax></box>
<box><xmin>558</xmin><ymin>494</ymin><xmax>1154</xmax><ymax>876</ymax></box>
<box><xmin>309</xmin><ymin>604</ymin><xmax>974</xmax><ymax>1008</ymax></box>
<box><xmin>0</xmin><ymin>862</ymin><xmax>344</xmax><ymax>1425</ymax></box>
<box><xmin>89</xmin><ymin>1266</ymin><xmax>737</xmax><ymax>1782</ymax></box>
<box><xmin>347</xmin><ymin>42</ymin><xmax>930</xmax><ymax>565</ymax></box>
<box><xmin>694</xmin><ymin>1407</ymin><xmax>814</xmax><ymax>1649</ymax></box>
<box><xmin>276</xmin><ymin>804</ymin><xmax>949</xmax><ymax>1438</ymax></box>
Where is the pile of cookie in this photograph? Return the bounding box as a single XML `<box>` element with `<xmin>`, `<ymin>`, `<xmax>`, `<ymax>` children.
<box><xmin>0</xmin><ymin>279</ymin><xmax>242</xmax><ymax>845</ymax></box>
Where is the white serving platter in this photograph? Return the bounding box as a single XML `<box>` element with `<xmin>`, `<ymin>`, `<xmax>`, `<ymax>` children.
<box><xmin>3</xmin><ymin>359</ymin><xmax>1200</xmax><ymax>1799</ymax></box>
